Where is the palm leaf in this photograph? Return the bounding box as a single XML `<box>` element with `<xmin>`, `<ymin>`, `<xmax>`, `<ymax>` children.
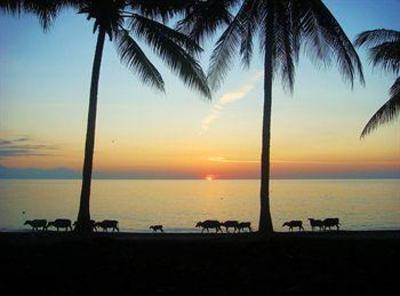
<box><xmin>354</xmin><ymin>29</ymin><xmax>400</xmax><ymax>48</ymax></box>
<box><xmin>239</xmin><ymin>0</ymin><xmax>260</xmax><ymax>68</ymax></box>
<box><xmin>128</xmin><ymin>0</ymin><xmax>189</xmax><ymax>22</ymax></box>
<box><xmin>299</xmin><ymin>0</ymin><xmax>365</xmax><ymax>87</ymax></box>
<box><xmin>0</xmin><ymin>0</ymin><xmax>82</xmax><ymax>30</ymax></box>
<box><xmin>369</xmin><ymin>41</ymin><xmax>400</xmax><ymax>74</ymax></box>
<box><xmin>291</xmin><ymin>0</ymin><xmax>330</xmax><ymax>67</ymax></box>
<box><xmin>114</xmin><ymin>29</ymin><xmax>165</xmax><ymax>92</ymax></box>
<box><xmin>361</xmin><ymin>77</ymin><xmax>400</xmax><ymax>137</ymax></box>
<box><xmin>275</xmin><ymin>0</ymin><xmax>296</xmax><ymax>92</ymax></box>
<box><xmin>129</xmin><ymin>14</ymin><xmax>211</xmax><ymax>99</ymax></box>
<box><xmin>207</xmin><ymin>0</ymin><xmax>258</xmax><ymax>90</ymax></box>
<box><xmin>176</xmin><ymin>0</ymin><xmax>238</xmax><ymax>43</ymax></box>
<box><xmin>129</xmin><ymin>13</ymin><xmax>203</xmax><ymax>56</ymax></box>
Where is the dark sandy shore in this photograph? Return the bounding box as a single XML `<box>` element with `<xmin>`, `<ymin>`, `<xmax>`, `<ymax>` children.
<box><xmin>1</xmin><ymin>231</ymin><xmax>399</xmax><ymax>295</ymax></box>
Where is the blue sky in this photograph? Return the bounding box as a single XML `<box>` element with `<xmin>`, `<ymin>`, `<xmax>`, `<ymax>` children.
<box><xmin>0</xmin><ymin>0</ymin><xmax>399</xmax><ymax>179</ymax></box>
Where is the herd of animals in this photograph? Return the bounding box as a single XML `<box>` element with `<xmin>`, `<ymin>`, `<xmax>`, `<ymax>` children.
<box><xmin>282</xmin><ymin>218</ymin><xmax>341</xmax><ymax>231</ymax></box>
<box><xmin>23</xmin><ymin>219</ymin><xmax>119</xmax><ymax>232</ymax></box>
<box><xmin>23</xmin><ymin>217</ymin><xmax>341</xmax><ymax>233</ymax></box>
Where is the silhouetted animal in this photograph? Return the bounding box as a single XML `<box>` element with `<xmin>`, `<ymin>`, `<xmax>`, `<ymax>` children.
<box><xmin>222</xmin><ymin>220</ymin><xmax>239</xmax><ymax>233</ymax></box>
<box><xmin>73</xmin><ymin>220</ymin><xmax>96</xmax><ymax>231</ymax></box>
<box><xmin>322</xmin><ymin>218</ymin><xmax>340</xmax><ymax>231</ymax></box>
<box><xmin>94</xmin><ymin>220</ymin><xmax>119</xmax><ymax>232</ymax></box>
<box><xmin>237</xmin><ymin>222</ymin><xmax>252</xmax><ymax>232</ymax></box>
<box><xmin>149</xmin><ymin>225</ymin><xmax>164</xmax><ymax>232</ymax></box>
<box><xmin>282</xmin><ymin>220</ymin><xmax>304</xmax><ymax>231</ymax></box>
<box><xmin>195</xmin><ymin>220</ymin><xmax>223</xmax><ymax>233</ymax></box>
<box><xmin>46</xmin><ymin>219</ymin><xmax>73</xmax><ymax>232</ymax></box>
<box><xmin>308</xmin><ymin>218</ymin><xmax>324</xmax><ymax>231</ymax></box>
<box><xmin>24</xmin><ymin>219</ymin><xmax>47</xmax><ymax>231</ymax></box>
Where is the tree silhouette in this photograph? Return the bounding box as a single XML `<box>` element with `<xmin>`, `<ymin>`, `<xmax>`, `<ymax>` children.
<box><xmin>180</xmin><ymin>0</ymin><xmax>364</xmax><ymax>236</ymax></box>
<box><xmin>1</xmin><ymin>0</ymin><xmax>210</xmax><ymax>233</ymax></box>
<box><xmin>355</xmin><ymin>29</ymin><xmax>400</xmax><ymax>137</ymax></box>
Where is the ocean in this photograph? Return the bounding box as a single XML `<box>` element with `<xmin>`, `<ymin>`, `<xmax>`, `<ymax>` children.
<box><xmin>0</xmin><ymin>179</ymin><xmax>399</xmax><ymax>232</ymax></box>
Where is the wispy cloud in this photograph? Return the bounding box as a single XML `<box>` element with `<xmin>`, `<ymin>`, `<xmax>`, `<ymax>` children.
<box><xmin>201</xmin><ymin>71</ymin><xmax>263</xmax><ymax>133</ymax></box>
<box><xmin>0</xmin><ymin>136</ymin><xmax>58</xmax><ymax>159</ymax></box>
<box><xmin>208</xmin><ymin>157</ymin><xmax>258</xmax><ymax>163</ymax></box>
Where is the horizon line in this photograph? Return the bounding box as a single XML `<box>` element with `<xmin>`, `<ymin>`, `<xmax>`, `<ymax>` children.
<box><xmin>0</xmin><ymin>177</ymin><xmax>399</xmax><ymax>180</ymax></box>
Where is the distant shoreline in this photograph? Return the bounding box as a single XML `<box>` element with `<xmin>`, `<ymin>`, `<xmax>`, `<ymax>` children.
<box><xmin>1</xmin><ymin>177</ymin><xmax>399</xmax><ymax>180</ymax></box>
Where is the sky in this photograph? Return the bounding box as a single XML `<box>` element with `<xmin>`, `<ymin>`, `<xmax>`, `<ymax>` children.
<box><xmin>0</xmin><ymin>0</ymin><xmax>399</xmax><ymax>179</ymax></box>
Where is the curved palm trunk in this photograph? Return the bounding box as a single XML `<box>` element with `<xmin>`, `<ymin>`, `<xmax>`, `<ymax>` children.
<box><xmin>75</xmin><ymin>28</ymin><xmax>106</xmax><ymax>234</ymax></box>
<box><xmin>258</xmin><ymin>11</ymin><xmax>274</xmax><ymax>236</ymax></box>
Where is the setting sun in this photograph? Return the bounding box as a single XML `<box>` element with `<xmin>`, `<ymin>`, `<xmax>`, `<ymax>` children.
<box><xmin>205</xmin><ymin>175</ymin><xmax>215</xmax><ymax>181</ymax></box>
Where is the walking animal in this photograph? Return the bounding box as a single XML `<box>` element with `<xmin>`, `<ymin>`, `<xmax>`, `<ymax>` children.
<box><xmin>282</xmin><ymin>220</ymin><xmax>304</xmax><ymax>232</ymax></box>
<box><xmin>237</xmin><ymin>222</ymin><xmax>252</xmax><ymax>232</ymax></box>
<box><xmin>94</xmin><ymin>220</ymin><xmax>119</xmax><ymax>232</ymax></box>
<box><xmin>73</xmin><ymin>220</ymin><xmax>96</xmax><ymax>231</ymax></box>
<box><xmin>322</xmin><ymin>218</ymin><xmax>340</xmax><ymax>231</ymax></box>
<box><xmin>308</xmin><ymin>218</ymin><xmax>324</xmax><ymax>231</ymax></box>
<box><xmin>24</xmin><ymin>219</ymin><xmax>47</xmax><ymax>231</ymax></box>
<box><xmin>221</xmin><ymin>220</ymin><xmax>239</xmax><ymax>233</ymax></box>
<box><xmin>149</xmin><ymin>225</ymin><xmax>164</xmax><ymax>232</ymax></box>
<box><xmin>195</xmin><ymin>220</ymin><xmax>223</xmax><ymax>233</ymax></box>
<box><xmin>46</xmin><ymin>219</ymin><xmax>73</xmax><ymax>232</ymax></box>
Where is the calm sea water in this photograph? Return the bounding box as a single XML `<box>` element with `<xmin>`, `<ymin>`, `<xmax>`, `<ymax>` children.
<box><xmin>0</xmin><ymin>179</ymin><xmax>399</xmax><ymax>232</ymax></box>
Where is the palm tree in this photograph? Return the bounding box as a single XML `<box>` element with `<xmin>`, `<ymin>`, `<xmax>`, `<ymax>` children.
<box><xmin>1</xmin><ymin>0</ymin><xmax>211</xmax><ymax>233</ymax></box>
<box><xmin>180</xmin><ymin>0</ymin><xmax>365</xmax><ymax>236</ymax></box>
<box><xmin>354</xmin><ymin>29</ymin><xmax>400</xmax><ymax>137</ymax></box>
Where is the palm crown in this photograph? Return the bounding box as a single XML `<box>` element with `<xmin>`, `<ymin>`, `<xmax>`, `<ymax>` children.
<box><xmin>355</xmin><ymin>29</ymin><xmax>400</xmax><ymax>137</ymax></box>
<box><xmin>187</xmin><ymin>0</ymin><xmax>365</xmax><ymax>90</ymax></box>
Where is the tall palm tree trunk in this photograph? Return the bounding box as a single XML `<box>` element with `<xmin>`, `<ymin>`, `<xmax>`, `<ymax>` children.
<box><xmin>258</xmin><ymin>11</ymin><xmax>274</xmax><ymax>236</ymax></box>
<box><xmin>76</xmin><ymin>28</ymin><xmax>106</xmax><ymax>233</ymax></box>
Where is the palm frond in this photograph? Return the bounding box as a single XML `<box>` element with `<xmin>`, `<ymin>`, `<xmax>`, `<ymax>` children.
<box><xmin>361</xmin><ymin>77</ymin><xmax>400</xmax><ymax>137</ymax></box>
<box><xmin>114</xmin><ymin>29</ymin><xmax>165</xmax><ymax>92</ymax></box>
<box><xmin>275</xmin><ymin>0</ymin><xmax>296</xmax><ymax>92</ymax></box>
<box><xmin>309</xmin><ymin>0</ymin><xmax>365</xmax><ymax>87</ymax></box>
<box><xmin>129</xmin><ymin>13</ymin><xmax>203</xmax><ymax>56</ymax></box>
<box><xmin>176</xmin><ymin>0</ymin><xmax>239</xmax><ymax>43</ymax></box>
<box><xmin>127</xmin><ymin>0</ymin><xmax>189</xmax><ymax>22</ymax></box>
<box><xmin>354</xmin><ymin>29</ymin><xmax>400</xmax><ymax>48</ymax></box>
<box><xmin>129</xmin><ymin>14</ymin><xmax>211</xmax><ymax>99</ymax></box>
<box><xmin>369</xmin><ymin>41</ymin><xmax>400</xmax><ymax>75</ymax></box>
<box><xmin>292</xmin><ymin>1</ymin><xmax>330</xmax><ymax>67</ymax></box>
<box><xmin>0</xmin><ymin>0</ymin><xmax>82</xmax><ymax>30</ymax></box>
<box><xmin>355</xmin><ymin>29</ymin><xmax>400</xmax><ymax>75</ymax></box>
<box><xmin>0</xmin><ymin>0</ymin><xmax>23</xmax><ymax>13</ymax></box>
<box><xmin>207</xmin><ymin>0</ymin><xmax>258</xmax><ymax>90</ymax></box>
<box><xmin>298</xmin><ymin>0</ymin><xmax>365</xmax><ymax>88</ymax></box>
<box><xmin>239</xmin><ymin>0</ymin><xmax>260</xmax><ymax>68</ymax></box>
<box><xmin>207</xmin><ymin>20</ymin><xmax>241</xmax><ymax>90</ymax></box>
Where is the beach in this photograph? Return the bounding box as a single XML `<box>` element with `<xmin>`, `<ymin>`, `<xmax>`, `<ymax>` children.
<box><xmin>1</xmin><ymin>231</ymin><xmax>398</xmax><ymax>295</ymax></box>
